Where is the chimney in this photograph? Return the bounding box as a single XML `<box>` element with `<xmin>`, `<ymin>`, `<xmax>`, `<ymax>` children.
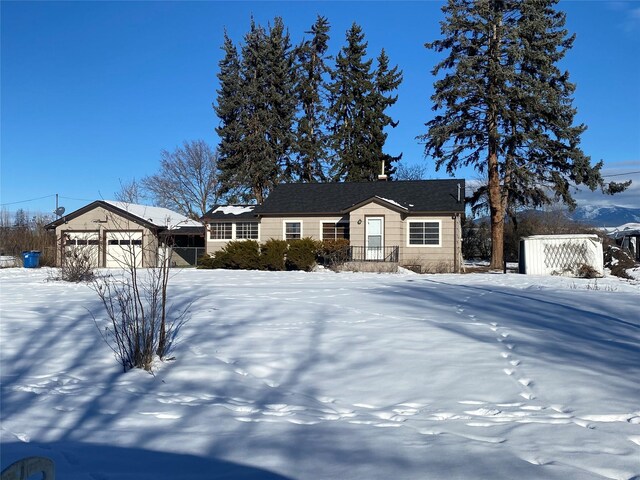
<box><xmin>377</xmin><ymin>159</ymin><xmax>388</xmax><ymax>181</ymax></box>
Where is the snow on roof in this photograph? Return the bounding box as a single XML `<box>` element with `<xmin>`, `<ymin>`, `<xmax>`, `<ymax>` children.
<box><xmin>212</xmin><ymin>205</ymin><xmax>256</xmax><ymax>215</ymax></box>
<box><xmin>375</xmin><ymin>196</ymin><xmax>408</xmax><ymax>210</ymax></box>
<box><xmin>105</xmin><ymin>201</ymin><xmax>202</xmax><ymax>229</ymax></box>
<box><xmin>608</xmin><ymin>222</ymin><xmax>640</xmax><ymax>238</ymax></box>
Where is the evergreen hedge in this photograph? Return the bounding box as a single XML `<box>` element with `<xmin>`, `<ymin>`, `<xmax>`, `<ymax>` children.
<box><xmin>197</xmin><ymin>238</ymin><xmax>324</xmax><ymax>272</ymax></box>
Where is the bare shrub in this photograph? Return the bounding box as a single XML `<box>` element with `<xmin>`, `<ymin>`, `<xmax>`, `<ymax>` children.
<box><xmin>577</xmin><ymin>263</ymin><xmax>600</xmax><ymax>279</ymax></box>
<box><xmin>60</xmin><ymin>247</ymin><xmax>95</xmax><ymax>282</ymax></box>
<box><xmin>91</xmin><ymin>210</ymin><xmax>188</xmax><ymax>372</ymax></box>
<box><xmin>93</xmin><ymin>266</ymin><xmax>188</xmax><ymax>372</ymax></box>
<box><xmin>603</xmin><ymin>241</ymin><xmax>635</xmax><ymax>280</ymax></box>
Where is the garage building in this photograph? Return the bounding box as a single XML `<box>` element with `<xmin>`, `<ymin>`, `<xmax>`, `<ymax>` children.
<box><xmin>45</xmin><ymin>201</ymin><xmax>204</xmax><ymax>268</ymax></box>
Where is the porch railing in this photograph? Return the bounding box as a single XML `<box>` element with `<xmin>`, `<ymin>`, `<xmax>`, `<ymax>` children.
<box><xmin>349</xmin><ymin>246</ymin><xmax>399</xmax><ymax>263</ymax></box>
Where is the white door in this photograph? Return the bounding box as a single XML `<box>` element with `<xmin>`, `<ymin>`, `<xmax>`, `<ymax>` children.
<box><xmin>106</xmin><ymin>231</ymin><xmax>143</xmax><ymax>268</ymax></box>
<box><xmin>366</xmin><ymin>217</ymin><xmax>384</xmax><ymax>260</ymax></box>
<box><xmin>64</xmin><ymin>232</ymin><xmax>100</xmax><ymax>267</ymax></box>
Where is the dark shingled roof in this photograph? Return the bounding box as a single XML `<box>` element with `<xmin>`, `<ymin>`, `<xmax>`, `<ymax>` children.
<box><xmin>255</xmin><ymin>180</ymin><xmax>465</xmax><ymax>215</ymax></box>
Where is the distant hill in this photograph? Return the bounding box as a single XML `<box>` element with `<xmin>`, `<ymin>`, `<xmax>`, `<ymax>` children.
<box><xmin>471</xmin><ymin>205</ymin><xmax>640</xmax><ymax>228</ymax></box>
<box><xmin>569</xmin><ymin>205</ymin><xmax>640</xmax><ymax>227</ymax></box>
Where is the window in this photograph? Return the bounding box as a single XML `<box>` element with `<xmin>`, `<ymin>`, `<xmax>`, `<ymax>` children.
<box><xmin>322</xmin><ymin>222</ymin><xmax>350</xmax><ymax>240</ymax></box>
<box><xmin>236</xmin><ymin>222</ymin><xmax>259</xmax><ymax>240</ymax></box>
<box><xmin>210</xmin><ymin>222</ymin><xmax>232</xmax><ymax>240</ymax></box>
<box><xmin>285</xmin><ymin>221</ymin><xmax>302</xmax><ymax>240</ymax></box>
<box><xmin>408</xmin><ymin>221</ymin><xmax>440</xmax><ymax>246</ymax></box>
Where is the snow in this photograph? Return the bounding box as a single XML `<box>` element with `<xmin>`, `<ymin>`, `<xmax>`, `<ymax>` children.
<box><xmin>375</xmin><ymin>196</ymin><xmax>408</xmax><ymax>210</ymax></box>
<box><xmin>211</xmin><ymin>205</ymin><xmax>255</xmax><ymax>216</ymax></box>
<box><xmin>1</xmin><ymin>267</ymin><xmax>639</xmax><ymax>479</ymax></box>
<box><xmin>105</xmin><ymin>201</ymin><xmax>202</xmax><ymax>229</ymax></box>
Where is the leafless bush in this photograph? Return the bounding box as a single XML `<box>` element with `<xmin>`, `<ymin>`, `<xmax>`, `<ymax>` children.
<box><xmin>59</xmin><ymin>247</ymin><xmax>95</xmax><ymax>282</ymax></box>
<box><xmin>422</xmin><ymin>261</ymin><xmax>455</xmax><ymax>274</ymax></box>
<box><xmin>91</xmin><ymin>212</ymin><xmax>189</xmax><ymax>372</ymax></box>
<box><xmin>93</xmin><ymin>267</ymin><xmax>188</xmax><ymax>372</ymax></box>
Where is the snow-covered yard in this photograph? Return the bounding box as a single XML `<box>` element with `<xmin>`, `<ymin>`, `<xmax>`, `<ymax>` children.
<box><xmin>1</xmin><ymin>268</ymin><xmax>638</xmax><ymax>479</ymax></box>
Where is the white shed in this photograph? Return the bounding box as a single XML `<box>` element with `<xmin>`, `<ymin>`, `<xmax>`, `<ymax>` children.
<box><xmin>518</xmin><ymin>234</ymin><xmax>604</xmax><ymax>277</ymax></box>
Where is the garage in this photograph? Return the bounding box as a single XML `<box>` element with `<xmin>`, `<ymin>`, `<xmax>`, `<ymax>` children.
<box><xmin>106</xmin><ymin>231</ymin><xmax>143</xmax><ymax>268</ymax></box>
<box><xmin>64</xmin><ymin>231</ymin><xmax>100</xmax><ymax>267</ymax></box>
<box><xmin>46</xmin><ymin>200</ymin><xmax>203</xmax><ymax>268</ymax></box>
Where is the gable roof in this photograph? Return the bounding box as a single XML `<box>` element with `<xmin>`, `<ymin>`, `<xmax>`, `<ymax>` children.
<box><xmin>255</xmin><ymin>180</ymin><xmax>465</xmax><ymax>215</ymax></box>
<box><xmin>45</xmin><ymin>200</ymin><xmax>202</xmax><ymax>230</ymax></box>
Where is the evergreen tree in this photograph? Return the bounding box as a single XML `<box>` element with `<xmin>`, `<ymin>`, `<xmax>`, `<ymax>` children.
<box><xmin>214</xmin><ymin>31</ymin><xmax>245</xmax><ymax>199</ymax></box>
<box><xmin>294</xmin><ymin>15</ymin><xmax>331</xmax><ymax>182</ymax></box>
<box><xmin>328</xmin><ymin>24</ymin><xmax>402</xmax><ymax>182</ymax></box>
<box><xmin>370</xmin><ymin>49</ymin><xmax>403</xmax><ymax>179</ymax></box>
<box><xmin>264</xmin><ymin>17</ymin><xmax>297</xmax><ymax>184</ymax></box>
<box><xmin>215</xmin><ymin>19</ymin><xmax>296</xmax><ymax>203</ymax></box>
<box><xmin>420</xmin><ymin>0</ymin><xmax>628</xmax><ymax>268</ymax></box>
<box><xmin>327</xmin><ymin>23</ymin><xmax>376</xmax><ymax>181</ymax></box>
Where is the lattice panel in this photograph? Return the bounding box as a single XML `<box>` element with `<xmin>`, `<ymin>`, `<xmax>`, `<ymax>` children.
<box><xmin>543</xmin><ymin>242</ymin><xmax>591</xmax><ymax>271</ymax></box>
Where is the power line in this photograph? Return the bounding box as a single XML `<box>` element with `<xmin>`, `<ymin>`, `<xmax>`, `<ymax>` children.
<box><xmin>602</xmin><ymin>171</ymin><xmax>640</xmax><ymax>177</ymax></box>
<box><xmin>0</xmin><ymin>194</ymin><xmax>56</xmax><ymax>207</ymax></box>
<box><xmin>59</xmin><ymin>196</ymin><xmax>94</xmax><ymax>202</ymax></box>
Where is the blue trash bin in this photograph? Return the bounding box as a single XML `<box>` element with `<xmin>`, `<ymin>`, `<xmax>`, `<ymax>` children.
<box><xmin>22</xmin><ymin>250</ymin><xmax>41</xmax><ymax>268</ymax></box>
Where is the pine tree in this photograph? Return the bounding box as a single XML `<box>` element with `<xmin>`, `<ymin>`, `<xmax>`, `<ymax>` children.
<box><xmin>264</xmin><ymin>17</ymin><xmax>297</xmax><ymax>184</ymax></box>
<box><xmin>420</xmin><ymin>0</ymin><xmax>628</xmax><ymax>269</ymax></box>
<box><xmin>215</xmin><ymin>19</ymin><xmax>297</xmax><ymax>203</ymax></box>
<box><xmin>328</xmin><ymin>24</ymin><xmax>402</xmax><ymax>182</ymax></box>
<box><xmin>294</xmin><ymin>15</ymin><xmax>331</xmax><ymax>182</ymax></box>
<box><xmin>328</xmin><ymin>23</ymin><xmax>376</xmax><ymax>181</ymax></box>
<box><xmin>214</xmin><ymin>32</ymin><xmax>245</xmax><ymax>200</ymax></box>
<box><xmin>370</xmin><ymin>49</ymin><xmax>403</xmax><ymax>179</ymax></box>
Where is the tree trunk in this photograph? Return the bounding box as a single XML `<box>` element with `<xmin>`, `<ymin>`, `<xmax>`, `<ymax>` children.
<box><xmin>488</xmin><ymin>151</ymin><xmax>505</xmax><ymax>269</ymax></box>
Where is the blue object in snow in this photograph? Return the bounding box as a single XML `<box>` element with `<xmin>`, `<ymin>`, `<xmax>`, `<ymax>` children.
<box><xmin>22</xmin><ymin>251</ymin><xmax>41</xmax><ymax>268</ymax></box>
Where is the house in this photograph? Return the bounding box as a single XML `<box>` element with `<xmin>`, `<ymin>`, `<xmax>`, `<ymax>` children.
<box><xmin>202</xmin><ymin>180</ymin><xmax>465</xmax><ymax>272</ymax></box>
<box><xmin>45</xmin><ymin>201</ymin><xmax>204</xmax><ymax>268</ymax></box>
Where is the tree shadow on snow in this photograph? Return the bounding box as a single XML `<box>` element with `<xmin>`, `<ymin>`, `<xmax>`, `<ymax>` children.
<box><xmin>373</xmin><ymin>277</ymin><xmax>640</xmax><ymax>383</ymax></box>
<box><xmin>0</xmin><ymin>441</ymin><xmax>293</xmax><ymax>479</ymax></box>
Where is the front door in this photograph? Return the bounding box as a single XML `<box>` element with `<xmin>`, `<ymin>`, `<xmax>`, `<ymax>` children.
<box><xmin>366</xmin><ymin>217</ymin><xmax>384</xmax><ymax>260</ymax></box>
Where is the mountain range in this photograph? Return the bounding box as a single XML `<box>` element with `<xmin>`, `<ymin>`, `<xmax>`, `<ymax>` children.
<box><xmin>569</xmin><ymin>205</ymin><xmax>640</xmax><ymax>227</ymax></box>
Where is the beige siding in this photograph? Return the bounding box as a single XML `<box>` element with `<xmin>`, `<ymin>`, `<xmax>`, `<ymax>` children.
<box><xmin>55</xmin><ymin>206</ymin><xmax>158</xmax><ymax>267</ymax></box>
<box><xmin>400</xmin><ymin>214</ymin><xmax>458</xmax><ymax>272</ymax></box>
<box><xmin>203</xmin><ymin>205</ymin><xmax>463</xmax><ymax>273</ymax></box>
<box><xmin>348</xmin><ymin>203</ymin><xmax>402</xmax><ymax>248</ymax></box>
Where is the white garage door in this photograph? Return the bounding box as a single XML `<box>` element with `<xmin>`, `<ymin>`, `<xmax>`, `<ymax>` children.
<box><xmin>64</xmin><ymin>232</ymin><xmax>100</xmax><ymax>267</ymax></box>
<box><xmin>106</xmin><ymin>231</ymin><xmax>143</xmax><ymax>268</ymax></box>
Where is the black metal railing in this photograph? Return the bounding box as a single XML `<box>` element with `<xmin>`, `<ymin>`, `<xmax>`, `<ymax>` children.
<box><xmin>349</xmin><ymin>246</ymin><xmax>399</xmax><ymax>263</ymax></box>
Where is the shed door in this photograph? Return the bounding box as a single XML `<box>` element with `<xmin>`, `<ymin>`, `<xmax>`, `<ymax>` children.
<box><xmin>366</xmin><ymin>217</ymin><xmax>384</xmax><ymax>260</ymax></box>
<box><xmin>65</xmin><ymin>232</ymin><xmax>100</xmax><ymax>267</ymax></box>
<box><xmin>106</xmin><ymin>231</ymin><xmax>143</xmax><ymax>268</ymax></box>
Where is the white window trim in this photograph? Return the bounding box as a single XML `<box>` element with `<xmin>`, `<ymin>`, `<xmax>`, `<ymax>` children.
<box><xmin>235</xmin><ymin>221</ymin><xmax>261</xmax><ymax>241</ymax></box>
<box><xmin>406</xmin><ymin>218</ymin><xmax>442</xmax><ymax>248</ymax></box>
<box><xmin>319</xmin><ymin>220</ymin><xmax>349</xmax><ymax>241</ymax></box>
<box><xmin>283</xmin><ymin>220</ymin><xmax>303</xmax><ymax>240</ymax></box>
<box><xmin>209</xmin><ymin>221</ymin><xmax>260</xmax><ymax>242</ymax></box>
<box><xmin>209</xmin><ymin>222</ymin><xmax>233</xmax><ymax>242</ymax></box>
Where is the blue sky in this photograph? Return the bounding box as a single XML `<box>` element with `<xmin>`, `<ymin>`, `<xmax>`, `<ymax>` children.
<box><xmin>1</xmin><ymin>1</ymin><xmax>639</xmax><ymax>216</ymax></box>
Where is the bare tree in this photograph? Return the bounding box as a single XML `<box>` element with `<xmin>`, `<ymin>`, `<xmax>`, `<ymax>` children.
<box><xmin>142</xmin><ymin>140</ymin><xmax>221</xmax><ymax>219</ymax></box>
<box><xmin>115</xmin><ymin>178</ymin><xmax>145</xmax><ymax>204</ymax></box>
<box><xmin>395</xmin><ymin>163</ymin><xmax>427</xmax><ymax>181</ymax></box>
